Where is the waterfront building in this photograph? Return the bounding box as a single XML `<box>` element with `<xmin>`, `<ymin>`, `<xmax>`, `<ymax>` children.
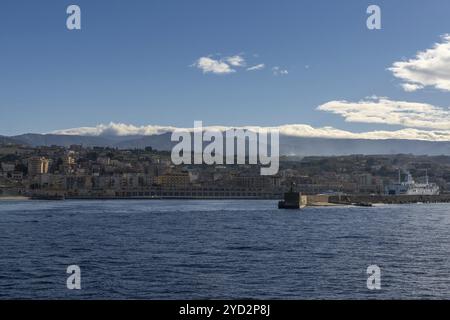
<box><xmin>28</xmin><ymin>157</ymin><xmax>49</xmax><ymax>176</ymax></box>
<box><xmin>155</xmin><ymin>173</ymin><xmax>190</xmax><ymax>188</ymax></box>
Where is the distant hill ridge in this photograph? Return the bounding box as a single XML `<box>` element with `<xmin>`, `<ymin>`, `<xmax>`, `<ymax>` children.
<box><xmin>2</xmin><ymin>133</ymin><xmax>450</xmax><ymax>156</ymax></box>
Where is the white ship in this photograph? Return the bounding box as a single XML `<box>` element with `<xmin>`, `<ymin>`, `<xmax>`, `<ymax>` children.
<box><xmin>385</xmin><ymin>171</ymin><xmax>440</xmax><ymax>196</ymax></box>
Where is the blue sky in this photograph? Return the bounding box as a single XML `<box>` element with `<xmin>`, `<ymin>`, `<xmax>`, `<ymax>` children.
<box><xmin>1</xmin><ymin>0</ymin><xmax>450</xmax><ymax>138</ymax></box>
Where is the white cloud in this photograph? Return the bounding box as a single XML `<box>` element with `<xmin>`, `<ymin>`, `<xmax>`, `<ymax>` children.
<box><xmin>50</xmin><ymin>122</ymin><xmax>450</xmax><ymax>141</ymax></box>
<box><xmin>401</xmin><ymin>83</ymin><xmax>424</xmax><ymax>92</ymax></box>
<box><xmin>389</xmin><ymin>34</ymin><xmax>450</xmax><ymax>92</ymax></box>
<box><xmin>193</xmin><ymin>57</ymin><xmax>235</xmax><ymax>75</ymax></box>
<box><xmin>53</xmin><ymin>123</ymin><xmax>177</xmax><ymax>136</ymax></box>
<box><xmin>226</xmin><ymin>55</ymin><xmax>246</xmax><ymax>67</ymax></box>
<box><xmin>192</xmin><ymin>54</ymin><xmax>289</xmax><ymax>76</ymax></box>
<box><xmin>272</xmin><ymin>66</ymin><xmax>288</xmax><ymax>76</ymax></box>
<box><xmin>246</xmin><ymin>64</ymin><xmax>265</xmax><ymax>71</ymax></box>
<box><xmin>317</xmin><ymin>96</ymin><xmax>450</xmax><ymax>130</ymax></box>
<box><xmin>275</xmin><ymin>125</ymin><xmax>450</xmax><ymax>141</ymax></box>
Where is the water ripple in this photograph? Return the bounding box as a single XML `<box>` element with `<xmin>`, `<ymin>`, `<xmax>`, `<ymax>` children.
<box><xmin>1</xmin><ymin>200</ymin><xmax>450</xmax><ymax>299</ymax></box>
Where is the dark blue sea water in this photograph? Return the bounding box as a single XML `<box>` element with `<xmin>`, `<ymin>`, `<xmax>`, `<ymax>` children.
<box><xmin>1</xmin><ymin>200</ymin><xmax>450</xmax><ymax>299</ymax></box>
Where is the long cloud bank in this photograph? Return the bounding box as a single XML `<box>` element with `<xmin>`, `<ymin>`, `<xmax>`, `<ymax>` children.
<box><xmin>51</xmin><ymin>122</ymin><xmax>450</xmax><ymax>142</ymax></box>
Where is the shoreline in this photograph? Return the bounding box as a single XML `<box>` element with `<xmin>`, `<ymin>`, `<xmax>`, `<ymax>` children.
<box><xmin>0</xmin><ymin>196</ymin><xmax>30</xmax><ymax>201</ymax></box>
<box><xmin>2</xmin><ymin>195</ymin><xmax>450</xmax><ymax>207</ymax></box>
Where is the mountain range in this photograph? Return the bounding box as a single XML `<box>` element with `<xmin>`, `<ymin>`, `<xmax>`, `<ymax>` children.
<box><xmin>2</xmin><ymin>133</ymin><xmax>450</xmax><ymax>156</ymax></box>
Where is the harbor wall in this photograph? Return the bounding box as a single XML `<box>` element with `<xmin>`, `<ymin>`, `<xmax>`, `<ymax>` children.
<box><xmin>306</xmin><ymin>195</ymin><xmax>330</xmax><ymax>205</ymax></box>
<box><xmin>329</xmin><ymin>194</ymin><xmax>450</xmax><ymax>204</ymax></box>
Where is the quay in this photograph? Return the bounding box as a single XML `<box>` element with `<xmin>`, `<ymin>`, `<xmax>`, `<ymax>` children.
<box><xmin>327</xmin><ymin>194</ymin><xmax>450</xmax><ymax>205</ymax></box>
<box><xmin>279</xmin><ymin>194</ymin><xmax>450</xmax><ymax>208</ymax></box>
<box><xmin>5</xmin><ymin>191</ymin><xmax>450</xmax><ymax>206</ymax></box>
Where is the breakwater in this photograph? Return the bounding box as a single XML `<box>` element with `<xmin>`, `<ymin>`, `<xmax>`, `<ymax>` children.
<box><xmin>328</xmin><ymin>194</ymin><xmax>450</xmax><ymax>205</ymax></box>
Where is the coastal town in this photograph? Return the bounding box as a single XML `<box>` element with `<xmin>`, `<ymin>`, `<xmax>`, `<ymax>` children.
<box><xmin>1</xmin><ymin>142</ymin><xmax>450</xmax><ymax>201</ymax></box>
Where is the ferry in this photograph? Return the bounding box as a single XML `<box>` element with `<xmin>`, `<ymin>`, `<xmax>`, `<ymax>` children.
<box><xmin>385</xmin><ymin>171</ymin><xmax>440</xmax><ymax>196</ymax></box>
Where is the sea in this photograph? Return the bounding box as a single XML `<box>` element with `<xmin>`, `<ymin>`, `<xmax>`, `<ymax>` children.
<box><xmin>1</xmin><ymin>199</ymin><xmax>450</xmax><ymax>299</ymax></box>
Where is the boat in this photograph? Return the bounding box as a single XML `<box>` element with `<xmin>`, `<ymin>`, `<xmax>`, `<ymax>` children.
<box><xmin>385</xmin><ymin>170</ymin><xmax>440</xmax><ymax>196</ymax></box>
